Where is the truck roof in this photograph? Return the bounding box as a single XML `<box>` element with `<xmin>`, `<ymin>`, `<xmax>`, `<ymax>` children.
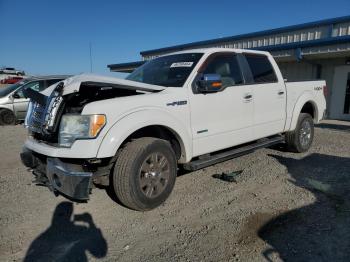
<box><xmin>161</xmin><ymin>47</ymin><xmax>271</xmax><ymax>57</ymax></box>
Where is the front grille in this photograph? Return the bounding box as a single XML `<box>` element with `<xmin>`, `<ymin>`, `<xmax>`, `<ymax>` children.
<box><xmin>26</xmin><ymin>82</ymin><xmax>65</xmax><ymax>136</ymax></box>
<box><xmin>27</xmin><ymin>101</ymin><xmax>48</xmax><ymax>134</ymax></box>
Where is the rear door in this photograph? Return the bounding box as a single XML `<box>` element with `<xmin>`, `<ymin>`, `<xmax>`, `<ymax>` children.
<box><xmin>189</xmin><ymin>52</ymin><xmax>254</xmax><ymax>157</ymax></box>
<box><xmin>242</xmin><ymin>53</ymin><xmax>286</xmax><ymax>139</ymax></box>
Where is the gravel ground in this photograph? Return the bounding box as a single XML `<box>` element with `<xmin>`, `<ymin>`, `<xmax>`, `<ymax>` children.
<box><xmin>0</xmin><ymin>121</ymin><xmax>349</xmax><ymax>262</ymax></box>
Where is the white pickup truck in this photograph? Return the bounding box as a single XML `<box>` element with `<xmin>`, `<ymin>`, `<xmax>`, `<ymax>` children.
<box><xmin>21</xmin><ymin>48</ymin><xmax>326</xmax><ymax>210</ymax></box>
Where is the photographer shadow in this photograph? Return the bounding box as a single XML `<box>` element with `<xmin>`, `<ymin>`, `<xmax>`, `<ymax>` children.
<box><xmin>24</xmin><ymin>202</ymin><xmax>107</xmax><ymax>262</ymax></box>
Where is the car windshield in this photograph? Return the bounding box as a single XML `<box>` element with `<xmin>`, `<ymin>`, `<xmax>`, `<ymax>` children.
<box><xmin>127</xmin><ymin>53</ymin><xmax>203</xmax><ymax>87</ymax></box>
<box><xmin>0</xmin><ymin>80</ymin><xmax>29</xmax><ymax>97</ymax></box>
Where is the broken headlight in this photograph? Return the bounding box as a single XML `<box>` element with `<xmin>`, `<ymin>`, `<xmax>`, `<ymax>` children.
<box><xmin>58</xmin><ymin>114</ymin><xmax>106</xmax><ymax>147</ymax></box>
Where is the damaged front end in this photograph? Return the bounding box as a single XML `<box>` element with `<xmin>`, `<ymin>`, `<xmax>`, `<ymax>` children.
<box><xmin>21</xmin><ymin>148</ymin><xmax>94</xmax><ymax>200</ymax></box>
<box><xmin>21</xmin><ymin>74</ymin><xmax>164</xmax><ymax>201</ymax></box>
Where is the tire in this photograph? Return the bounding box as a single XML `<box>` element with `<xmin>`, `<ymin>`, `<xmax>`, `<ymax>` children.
<box><xmin>113</xmin><ymin>137</ymin><xmax>177</xmax><ymax>211</ymax></box>
<box><xmin>0</xmin><ymin>109</ymin><xmax>16</xmax><ymax>125</ymax></box>
<box><xmin>285</xmin><ymin>113</ymin><xmax>314</xmax><ymax>153</ymax></box>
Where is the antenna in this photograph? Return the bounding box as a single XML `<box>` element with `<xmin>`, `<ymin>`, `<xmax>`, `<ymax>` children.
<box><xmin>89</xmin><ymin>42</ymin><xmax>93</xmax><ymax>73</ymax></box>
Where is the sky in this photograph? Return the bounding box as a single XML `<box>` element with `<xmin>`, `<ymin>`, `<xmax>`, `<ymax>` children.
<box><xmin>0</xmin><ymin>0</ymin><xmax>349</xmax><ymax>76</ymax></box>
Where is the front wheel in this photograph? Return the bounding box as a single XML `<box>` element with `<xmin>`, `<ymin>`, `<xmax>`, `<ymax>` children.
<box><xmin>285</xmin><ymin>113</ymin><xmax>314</xmax><ymax>153</ymax></box>
<box><xmin>0</xmin><ymin>109</ymin><xmax>16</xmax><ymax>125</ymax></box>
<box><xmin>113</xmin><ymin>137</ymin><xmax>177</xmax><ymax>211</ymax></box>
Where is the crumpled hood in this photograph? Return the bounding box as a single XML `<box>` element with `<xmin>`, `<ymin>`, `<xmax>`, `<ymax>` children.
<box><xmin>42</xmin><ymin>73</ymin><xmax>165</xmax><ymax>96</ymax></box>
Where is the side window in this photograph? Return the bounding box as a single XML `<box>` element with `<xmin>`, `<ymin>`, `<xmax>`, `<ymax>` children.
<box><xmin>15</xmin><ymin>81</ymin><xmax>45</xmax><ymax>98</ymax></box>
<box><xmin>244</xmin><ymin>54</ymin><xmax>277</xmax><ymax>83</ymax></box>
<box><xmin>14</xmin><ymin>88</ymin><xmax>25</xmax><ymax>98</ymax></box>
<box><xmin>202</xmin><ymin>54</ymin><xmax>243</xmax><ymax>88</ymax></box>
<box><xmin>24</xmin><ymin>81</ymin><xmax>45</xmax><ymax>92</ymax></box>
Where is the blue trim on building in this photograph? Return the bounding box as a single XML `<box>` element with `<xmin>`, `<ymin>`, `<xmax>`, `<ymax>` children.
<box><xmin>140</xmin><ymin>15</ymin><xmax>350</xmax><ymax>56</ymax></box>
<box><xmin>108</xmin><ymin>35</ymin><xmax>350</xmax><ymax>72</ymax></box>
<box><xmin>252</xmin><ymin>35</ymin><xmax>350</xmax><ymax>52</ymax></box>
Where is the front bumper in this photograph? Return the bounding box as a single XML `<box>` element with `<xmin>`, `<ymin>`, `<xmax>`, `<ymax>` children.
<box><xmin>21</xmin><ymin>148</ymin><xmax>93</xmax><ymax>200</ymax></box>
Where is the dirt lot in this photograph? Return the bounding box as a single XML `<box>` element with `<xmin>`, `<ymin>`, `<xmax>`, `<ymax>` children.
<box><xmin>0</xmin><ymin>121</ymin><xmax>349</xmax><ymax>261</ymax></box>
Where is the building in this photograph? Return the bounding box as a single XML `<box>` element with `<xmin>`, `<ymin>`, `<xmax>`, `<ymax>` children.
<box><xmin>108</xmin><ymin>16</ymin><xmax>350</xmax><ymax>120</ymax></box>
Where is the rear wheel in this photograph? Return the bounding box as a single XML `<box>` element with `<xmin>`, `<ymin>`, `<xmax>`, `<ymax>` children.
<box><xmin>0</xmin><ymin>109</ymin><xmax>16</xmax><ymax>125</ymax></box>
<box><xmin>285</xmin><ymin>113</ymin><xmax>314</xmax><ymax>153</ymax></box>
<box><xmin>113</xmin><ymin>137</ymin><xmax>177</xmax><ymax>211</ymax></box>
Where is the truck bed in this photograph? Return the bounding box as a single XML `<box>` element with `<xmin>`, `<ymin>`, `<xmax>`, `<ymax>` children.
<box><xmin>284</xmin><ymin>80</ymin><xmax>327</xmax><ymax>131</ymax></box>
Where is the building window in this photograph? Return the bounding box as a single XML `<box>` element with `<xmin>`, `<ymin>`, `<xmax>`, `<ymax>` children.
<box><xmin>315</xmin><ymin>30</ymin><xmax>321</xmax><ymax>39</ymax></box>
<box><xmin>340</xmin><ymin>26</ymin><xmax>348</xmax><ymax>36</ymax></box>
<box><xmin>275</xmin><ymin>36</ymin><xmax>281</xmax><ymax>45</ymax></box>
<box><xmin>301</xmin><ymin>33</ymin><xmax>307</xmax><ymax>41</ymax></box>
<box><xmin>281</xmin><ymin>36</ymin><xmax>287</xmax><ymax>44</ymax></box>
<box><xmin>308</xmin><ymin>32</ymin><xmax>315</xmax><ymax>40</ymax></box>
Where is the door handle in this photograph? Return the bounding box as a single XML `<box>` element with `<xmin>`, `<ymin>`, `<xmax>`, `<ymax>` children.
<box><xmin>278</xmin><ymin>91</ymin><xmax>285</xmax><ymax>95</ymax></box>
<box><xmin>244</xmin><ymin>94</ymin><xmax>253</xmax><ymax>99</ymax></box>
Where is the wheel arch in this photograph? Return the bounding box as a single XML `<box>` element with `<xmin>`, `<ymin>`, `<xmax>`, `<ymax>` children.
<box><xmin>0</xmin><ymin>105</ymin><xmax>14</xmax><ymax>112</ymax></box>
<box><xmin>289</xmin><ymin>94</ymin><xmax>319</xmax><ymax>131</ymax></box>
<box><xmin>97</xmin><ymin>110</ymin><xmax>192</xmax><ymax>163</ymax></box>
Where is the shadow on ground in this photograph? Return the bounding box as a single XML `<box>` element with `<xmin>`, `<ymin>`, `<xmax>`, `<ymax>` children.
<box><xmin>258</xmin><ymin>153</ymin><xmax>350</xmax><ymax>262</ymax></box>
<box><xmin>24</xmin><ymin>202</ymin><xmax>107</xmax><ymax>262</ymax></box>
<box><xmin>316</xmin><ymin>123</ymin><xmax>350</xmax><ymax>133</ymax></box>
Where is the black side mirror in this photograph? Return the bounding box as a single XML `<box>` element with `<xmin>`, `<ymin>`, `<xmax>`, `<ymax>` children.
<box><xmin>12</xmin><ymin>93</ymin><xmax>20</xmax><ymax>99</ymax></box>
<box><xmin>197</xmin><ymin>74</ymin><xmax>223</xmax><ymax>93</ymax></box>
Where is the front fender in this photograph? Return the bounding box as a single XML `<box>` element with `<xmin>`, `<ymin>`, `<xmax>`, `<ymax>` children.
<box><xmin>97</xmin><ymin>109</ymin><xmax>192</xmax><ymax>163</ymax></box>
<box><xmin>288</xmin><ymin>92</ymin><xmax>318</xmax><ymax>131</ymax></box>
<box><xmin>0</xmin><ymin>104</ymin><xmax>14</xmax><ymax>112</ymax></box>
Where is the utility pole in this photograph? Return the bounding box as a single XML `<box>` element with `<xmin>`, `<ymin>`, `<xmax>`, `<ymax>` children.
<box><xmin>89</xmin><ymin>42</ymin><xmax>93</xmax><ymax>73</ymax></box>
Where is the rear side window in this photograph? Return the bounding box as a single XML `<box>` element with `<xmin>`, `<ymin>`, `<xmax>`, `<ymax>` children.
<box><xmin>244</xmin><ymin>54</ymin><xmax>277</xmax><ymax>83</ymax></box>
<box><xmin>25</xmin><ymin>80</ymin><xmax>45</xmax><ymax>92</ymax></box>
<box><xmin>202</xmin><ymin>53</ymin><xmax>243</xmax><ymax>88</ymax></box>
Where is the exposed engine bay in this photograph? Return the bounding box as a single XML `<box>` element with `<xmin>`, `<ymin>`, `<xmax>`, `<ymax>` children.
<box><xmin>64</xmin><ymin>83</ymin><xmax>144</xmax><ymax>114</ymax></box>
<box><xmin>24</xmin><ymin>78</ymin><xmax>163</xmax><ymax>144</ymax></box>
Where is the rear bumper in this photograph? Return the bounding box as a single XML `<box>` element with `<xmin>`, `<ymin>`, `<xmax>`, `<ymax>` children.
<box><xmin>20</xmin><ymin>147</ymin><xmax>93</xmax><ymax>200</ymax></box>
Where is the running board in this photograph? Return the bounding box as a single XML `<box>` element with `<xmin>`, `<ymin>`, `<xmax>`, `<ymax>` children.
<box><xmin>183</xmin><ymin>135</ymin><xmax>284</xmax><ymax>171</ymax></box>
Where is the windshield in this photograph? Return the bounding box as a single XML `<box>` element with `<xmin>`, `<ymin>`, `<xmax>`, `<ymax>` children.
<box><xmin>0</xmin><ymin>80</ymin><xmax>28</xmax><ymax>97</ymax></box>
<box><xmin>127</xmin><ymin>53</ymin><xmax>203</xmax><ymax>87</ymax></box>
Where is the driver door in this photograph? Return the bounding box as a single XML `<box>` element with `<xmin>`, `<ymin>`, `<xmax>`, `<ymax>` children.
<box><xmin>189</xmin><ymin>52</ymin><xmax>254</xmax><ymax>157</ymax></box>
<box><xmin>13</xmin><ymin>80</ymin><xmax>44</xmax><ymax>119</ymax></box>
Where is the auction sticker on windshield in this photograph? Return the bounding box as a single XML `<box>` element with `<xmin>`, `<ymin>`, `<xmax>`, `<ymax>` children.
<box><xmin>170</xmin><ymin>62</ymin><xmax>194</xmax><ymax>68</ymax></box>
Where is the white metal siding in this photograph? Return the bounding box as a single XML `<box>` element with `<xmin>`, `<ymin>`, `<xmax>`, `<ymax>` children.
<box><xmin>142</xmin><ymin>21</ymin><xmax>350</xmax><ymax>61</ymax></box>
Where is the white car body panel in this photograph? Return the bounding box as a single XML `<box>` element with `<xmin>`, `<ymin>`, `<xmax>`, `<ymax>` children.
<box><xmin>285</xmin><ymin>80</ymin><xmax>326</xmax><ymax>130</ymax></box>
<box><xmin>189</xmin><ymin>83</ymin><xmax>254</xmax><ymax>157</ymax></box>
<box><xmin>24</xmin><ymin>48</ymin><xmax>327</xmax><ymax>162</ymax></box>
